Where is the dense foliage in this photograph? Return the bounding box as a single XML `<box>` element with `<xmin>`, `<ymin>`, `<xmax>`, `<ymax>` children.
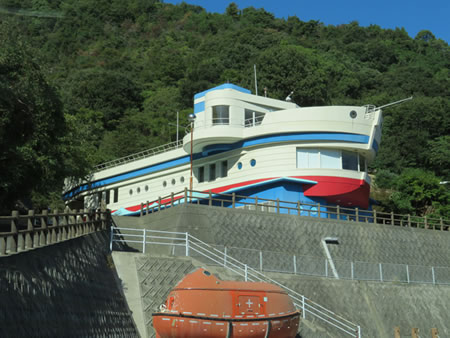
<box><xmin>0</xmin><ymin>1</ymin><xmax>448</xmax><ymax>216</ymax></box>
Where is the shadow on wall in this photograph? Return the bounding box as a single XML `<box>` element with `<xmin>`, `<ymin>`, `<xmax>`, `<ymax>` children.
<box><xmin>0</xmin><ymin>230</ymin><xmax>139</xmax><ymax>338</ymax></box>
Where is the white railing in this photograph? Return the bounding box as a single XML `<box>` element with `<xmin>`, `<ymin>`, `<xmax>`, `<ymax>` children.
<box><xmin>94</xmin><ymin>140</ymin><xmax>183</xmax><ymax>172</ymax></box>
<box><xmin>110</xmin><ymin>227</ymin><xmax>361</xmax><ymax>337</ymax></box>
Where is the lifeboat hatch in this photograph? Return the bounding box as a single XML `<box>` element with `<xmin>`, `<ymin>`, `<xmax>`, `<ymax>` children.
<box><xmin>237</xmin><ymin>295</ymin><xmax>261</xmax><ymax>314</ymax></box>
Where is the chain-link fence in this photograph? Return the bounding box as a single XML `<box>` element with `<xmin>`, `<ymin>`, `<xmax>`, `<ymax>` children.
<box><xmin>179</xmin><ymin>244</ymin><xmax>450</xmax><ymax>286</ymax></box>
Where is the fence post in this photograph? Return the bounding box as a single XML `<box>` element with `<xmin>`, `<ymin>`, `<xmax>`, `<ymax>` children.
<box><xmin>406</xmin><ymin>265</ymin><xmax>410</xmax><ymax>283</ymax></box>
<box><xmin>26</xmin><ymin>210</ymin><xmax>34</xmax><ymax>249</ymax></box>
<box><xmin>259</xmin><ymin>251</ymin><xmax>263</xmax><ymax>271</ymax></box>
<box><xmin>391</xmin><ymin>211</ymin><xmax>394</xmax><ymax>225</ymax></box>
<box><xmin>325</xmin><ymin>259</ymin><xmax>328</xmax><ymax>277</ymax></box>
<box><xmin>379</xmin><ymin>263</ymin><xmax>383</xmax><ymax>282</ymax></box>
<box><xmin>232</xmin><ymin>193</ymin><xmax>235</xmax><ymax>208</ymax></box>
<box><xmin>41</xmin><ymin>209</ymin><xmax>49</xmax><ymax>245</ymax></box>
<box><xmin>109</xmin><ymin>226</ymin><xmax>114</xmax><ymax>251</ymax></box>
<box><xmin>244</xmin><ymin>264</ymin><xmax>248</xmax><ymax>281</ymax></box>
<box><xmin>171</xmin><ymin>192</ymin><xmax>174</xmax><ymax>207</ymax></box>
<box><xmin>293</xmin><ymin>255</ymin><xmax>297</xmax><ymax>274</ymax></box>
<box><xmin>185</xmin><ymin>232</ymin><xmax>189</xmax><ymax>256</ymax></box>
<box><xmin>357</xmin><ymin>326</ymin><xmax>361</xmax><ymax>338</ymax></box>
<box><xmin>318</xmin><ymin>203</ymin><xmax>321</xmax><ymax>218</ymax></box>
<box><xmin>355</xmin><ymin>208</ymin><xmax>359</xmax><ymax>222</ymax></box>
<box><xmin>297</xmin><ymin>201</ymin><xmax>301</xmax><ymax>216</ymax></box>
<box><xmin>336</xmin><ymin>205</ymin><xmax>340</xmax><ymax>220</ymax></box>
<box><xmin>146</xmin><ymin>201</ymin><xmax>149</xmax><ymax>215</ymax></box>
<box><xmin>208</xmin><ymin>190</ymin><xmax>212</xmax><ymax>206</ymax></box>
<box><xmin>158</xmin><ymin>197</ymin><xmax>161</xmax><ymax>212</ymax></box>
<box><xmin>424</xmin><ymin>216</ymin><xmax>428</xmax><ymax>229</ymax></box>
<box><xmin>301</xmin><ymin>295</ymin><xmax>306</xmax><ymax>319</ymax></box>
<box><xmin>432</xmin><ymin>266</ymin><xmax>435</xmax><ymax>284</ymax></box>
<box><xmin>142</xmin><ymin>229</ymin><xmax>146</xmax><ymax>253</ymax></box>
<box><xmin>373</xmin><ymin>209</ymin><xmax>377</xmax><ymax>224</ymax></box>
<box><xmin>407</xmin><ymin>214</ymin><xmax>411</xmax><ymax>227</ymax></box>
<box><xmin>140</xmin><ymin>203</ymin><xmax>144</xmax><ymax>217</ymax></box>
<box><xmin>184</xmin><ymin>187</ymin><xmax>188</xmax><ymax>204</ymax></box>
<box><xmin>440</xmin><ymin>217</ymin><xmax>443</xmax><ymax>231</ymax></box>
<box><xmin>255</xmin><ymin>196</ymin><xmax>258</xmax><ymax>210</ymax></box>
<box><xmin>53</xmin><ymin>209</ymin><xmax>60</xmax><ymax>242</ymax></box>
<box><xmin>276</xmin><ymin>198</ymin><xmax>280</xmax><ymax>214</ymax></box>
<box><xmin>8</xmin><ymin>210</ymin><xmax>18</xmax><ymax>254</ymax></box>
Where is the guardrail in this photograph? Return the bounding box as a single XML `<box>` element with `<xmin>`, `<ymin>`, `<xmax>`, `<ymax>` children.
<box><xmin>137</xmin><ymin>188</ymin><xmax>450</xmax><ymax>231</ymax></box>
<box><xmin>110</xmin><ymin>227</ymin><xmax>362</xmax><ymax>337</ymax></box>
<box><xmin>94</xmin><ymin>140</ymin><xmax>183</xmax><ymax>172</ymax></box>
<box><xmin>0</xmin><ymin>208</ymin><xmax>110</xmax><ymax>256</ymax></box>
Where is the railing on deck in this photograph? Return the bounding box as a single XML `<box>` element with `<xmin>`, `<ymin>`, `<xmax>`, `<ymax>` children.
<box><xmin>110</xmin><ymin>228</ymin><xmax>362</xmax><ymax>337</ymax></box>
<box><xmin>0</xmin><ymin>208</ymin><xmax>109</xmax><ymax>256</ymax></box>
<box><xmin>94</xmin><ymin>140</ymin><xmax>183</xmax><ymax>172</ymax></box>
<box><xmin>138</xmin><ymin>188</ymin><xmax>450</xmax><ymax>231</ymax></box>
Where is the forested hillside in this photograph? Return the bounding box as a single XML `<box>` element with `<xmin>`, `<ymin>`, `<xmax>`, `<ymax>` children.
<box><xmin>0</xmin><ymin>0</ymin><xmax>448</xmax><ymax>217</ymax></box>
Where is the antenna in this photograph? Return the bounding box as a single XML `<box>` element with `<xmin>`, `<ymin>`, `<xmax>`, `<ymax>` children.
<box><xmin>285</xmin><ymin>91</ymin><xmax>294</xmax><ymax>102</ymax></box>
<box><xmin>254</xmin><ymin>64</ymin><xmax>258</xmax><ymax>96</ymax></box>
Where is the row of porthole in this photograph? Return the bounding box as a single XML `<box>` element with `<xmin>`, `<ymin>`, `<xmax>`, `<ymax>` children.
<box><xmin>237</xmin><ymin>159</ymin><xmax>256</xmax><ymax>170</ymax></box>
<box><xmin>128</xmin><ymin>176</ymin><xmax>186</xmax><ymax>195</ymax></box>
<box><xmin>163</xmin><ymin>176</ymin><xmax>185</xmax><ymax>188</ymax></box>
<box><xmin>129</xmin><ymin>185</ymin><xmax>149</xmax><ymax>196</ymax></box>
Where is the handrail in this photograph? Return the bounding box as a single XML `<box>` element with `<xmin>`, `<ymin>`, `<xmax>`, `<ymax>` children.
<box><xmin>110</xmin><ymin>227</ymin><xmax>362</xmax><ymax>337</ymax></box>
<box><xmin>0</xmin><ymin>208</ymin><xmax>110</xmax><ymax>256</ymax></box>
<box><xmin>93</xmin><ymin>140</ymin><xmax>183</xmax><ymax>172</ymax></box>
<box><xmin>137</xmin><ymin>188</ymin><xmax>450</xmax><ymax>231</ymax></box>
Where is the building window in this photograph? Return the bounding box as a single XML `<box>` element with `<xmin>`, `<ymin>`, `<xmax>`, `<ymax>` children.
<box><xmin>244</xmin><ymin>109</ymin><xmax>265</xmax><ymax>127</ymax></box>
<box><xmin>113</xmin><ymin>188</ymin><xmax>119</xmax><ymax>203</ymax></box>
<box><xmin>198</xmin><ymin>166</ymin><xmax>205</xmax><ymax>183</ymax></box>
<box><xmin>297</xmin><ymin>148</ymin><xmax>366</xmax><ymax>172</ymax></box>
<box><xmin>342</xmin><ymin>151</ymin><xmax>358</xmax><ymax>171</ymax></box>
<box><xmin>212</xmin><ymin>105</ymin><xmax>229</xmax><ymax>125</ymax></box>
<box><xmin>209</xmin><ymin>163</ymin><xmax>216</xmax><ymax>181</ymax></box>
<box><xmin>359</xmin><ymin>155</ymin><xmax>366</xmax><ymax>172</ymax></box>
<box><xmin>221</xmin><ymin>161</ymin><xmax>228</xmax><ymax>177</ymax></box>
<box><xmin>105</xmin><ymin>190</ymin><xmax>110</xmax><ymax>204</ymax></box>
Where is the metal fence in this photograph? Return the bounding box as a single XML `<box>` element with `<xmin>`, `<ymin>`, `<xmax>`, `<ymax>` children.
<box><xmin>110</xmin><ymin>227</ymin><xmax>362</xmax><ymax>337</ymax></box>
<box><xmin>138</xmin><ymin>188</ymin><xmax>450</xmax><ymax>231</ymax></box>
<box><xmin>202</xmin><ymin>245</ymin><xmax>450</xmax><ymax>286</ymax></box>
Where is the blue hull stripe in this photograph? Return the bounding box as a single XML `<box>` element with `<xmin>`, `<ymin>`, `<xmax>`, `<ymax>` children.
<box><xmin>64</xmin><ymin>132</ymin><xmax>369</xmax><ymax>200</ymax></box>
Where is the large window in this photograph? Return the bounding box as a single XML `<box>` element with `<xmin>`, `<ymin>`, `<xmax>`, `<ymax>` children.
<box><xmin>244</xmin><ymin>109</ymin><xmax>265</xmax><ymax>127</ymax></box>
<box><xmin>198</xmin><ymin>166</ymin><xmax>205</xmax><ymax>183</ymax></box>
<box><xmin>209</xmin><ymin>163</ymin><xmax>216</xmax><ymax>181</ymax></box>
<box><xmin>221</xmin><ymin>160</ymin><xmax>228</xmax><ymax>178</ymax></box>
<box><xmin>297</xmin><ymin>148</ymin><xmax>367</xmax><ymax>172</ymax></box>
<box><xmin>212</xmin><ymin>105</ymin><xmax>229</xmax><ymax>125</ymax></box>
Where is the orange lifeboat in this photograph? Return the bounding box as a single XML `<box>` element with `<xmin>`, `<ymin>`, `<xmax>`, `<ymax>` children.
<box><xmin>152</xmin><ymin>268</ymin><xmax>300</xmax><ymax>337</ymax></box>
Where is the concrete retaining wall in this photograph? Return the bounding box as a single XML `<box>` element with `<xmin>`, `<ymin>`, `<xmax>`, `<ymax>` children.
<box><xmin>0</xmin><ymin>230</ymin><xmax>139</xmax><ymax>337</ymax></box>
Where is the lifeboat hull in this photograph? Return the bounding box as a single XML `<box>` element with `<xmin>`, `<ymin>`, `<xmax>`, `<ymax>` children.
<box><xmin>153</xmin><ymin>315</ymin><xmax>299</xmax><ymax>337</ymax></box>
<box><xmin>152</xmin><ymin>268</ymin><xmax>300</xmax><ymax>338</ymax></box>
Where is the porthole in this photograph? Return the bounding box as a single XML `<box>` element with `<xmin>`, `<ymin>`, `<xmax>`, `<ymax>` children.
<box><xmin>145</xmin><ymin>185</ymin><xmax>149</xmax><ymax>192</ymax></box>
<box><xmin>350</xmin><ymin>110</ymin><xmax>357</xmax><ymax>119</ymax></box>
<box><xmin>129</xmin><ymin>189</ymin><xmax>133</xmax><ymax>196</ymax></box>
<box><xmin>237</xmin><ymin>162</ymin><xmax>243</xmax><ymax>170</ymax></box>
<box><xmin>250</xmin><ymin>159</ymin><xmax>256</xmax><ymax>167</ymax></box>
<box><xmin>137</xmin><ymin>187</ymin><xmax>141</xmax><ymax>193</ymax></box>
<box><xmin>180</xmin><ymin>176</ymin><xmax>185</xmax><ymax>183</ymax></box>
<box><xmin>163</xmin><ymin>181</ymin><xmax>167</xmax><ymax>187</ymax></box>
<box><xmin>171</xmin><ymin>179</ymin><xmax>176</xmax><ymax>185</ymax></box>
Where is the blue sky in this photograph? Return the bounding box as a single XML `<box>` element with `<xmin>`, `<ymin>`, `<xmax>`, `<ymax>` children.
<box><xmin>164</xmin><ymin>0</ymin><xmax>449</xmax><ymax>43</ymax></box>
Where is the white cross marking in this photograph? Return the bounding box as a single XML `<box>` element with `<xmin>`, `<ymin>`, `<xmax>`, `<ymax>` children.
<box><xmin>246</xmin><ymin>299</ymin><xmax>253</xmax><ymax>308</ymax></box>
